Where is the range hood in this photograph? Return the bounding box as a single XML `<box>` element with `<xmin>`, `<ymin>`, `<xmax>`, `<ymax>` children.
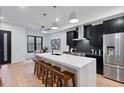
<box><xmin>73</xmin><ymin>25</ymin><xmax>86</xmax><ymax>41</ymax></box>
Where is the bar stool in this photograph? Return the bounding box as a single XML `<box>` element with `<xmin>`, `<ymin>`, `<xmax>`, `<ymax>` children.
<box><xmin>37</xmin><ymin>60</ymin><xmax>45</xmax><ymax>80</ymax></box>
<box><xmin>42</xmin><ymin>62</ymin><xmax>52</xmax><ymax>84</ymax></box>
<box><xmin>60</xmin><ymin>71</ymin><xmax>76</xmax><ymax>87</ymax></box>
<box><xmin>33</xmin><ymin>59</ymin><xmax>40</xmax><ymax>78</ymax></box>
<box><xmin>51</xmin><ymin>66</ymin><xmax>61</xmax><ymax>83</ymax></box>
<box><xmin>43</xmin><ymin>63</ymin><xmax>75</xmax><ymax>87</ymax></box>
<box><xmin>45</xmin><ymin>65</ymin><xmax>62</xmax><ymax>87</ymax></box>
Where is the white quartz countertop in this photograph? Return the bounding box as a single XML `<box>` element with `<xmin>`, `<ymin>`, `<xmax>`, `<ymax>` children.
<box><xmin>35</xmin><ymin>53</ymin><xmax>96</xmax><ymax>69</ymax></box>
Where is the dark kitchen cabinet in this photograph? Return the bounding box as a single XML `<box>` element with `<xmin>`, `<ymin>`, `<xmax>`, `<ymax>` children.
<box><xmin>117</xmin><ymin>16</ymin><xmax>124</xmax><ymax>32</ymax></box>
<box><xmin>90</xmin><ymin>24</ymin><xmax>103</xmax><ymax>47</ymax></box>
<box><xmin>103</xmin><ymin>16</ymin><xmax>124</xmax><ymax>34</ymax></box>
<box><xmin>84</xmin><ymin>25</ymin><xmax>92</xmax><ymax>39</ymax></box>
<box><xmin>85</xmin><ymin>54</ymin><xmax>103</xmax><ymax>75</ymax></box>
<box><xmin>103</xmin><ymin>18</ymin><xmax>118</xmax><ymax>34</ymax></box>
<box><xmin>66</xmin><ymin>30</ymin><xmax>78</xmax><ymax>46</ymax></box>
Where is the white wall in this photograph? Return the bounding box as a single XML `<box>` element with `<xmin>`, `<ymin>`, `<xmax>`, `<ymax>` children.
<box><xmin>0</xmin><ymin>22</ymin><xmax>26</xmax><ymax>63</ymax></box>
<box><xmin>0</xmin><ymin>22</ymin><xmax>48</xmax><ymax>63</ymax></box>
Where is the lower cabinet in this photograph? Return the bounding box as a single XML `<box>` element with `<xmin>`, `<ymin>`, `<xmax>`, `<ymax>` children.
<box><xmin>85</xmin><ymin>54</ymin><xmax>103</xmax><ymax>75</ymax></box>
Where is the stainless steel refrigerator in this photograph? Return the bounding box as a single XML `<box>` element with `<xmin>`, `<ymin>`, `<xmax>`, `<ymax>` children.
<box><xmin>103</xmin><ymin>33</ymin><xmax>124</xmax><ymax>83</ymax></box>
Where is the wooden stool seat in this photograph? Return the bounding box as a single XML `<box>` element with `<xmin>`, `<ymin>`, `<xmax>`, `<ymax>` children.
<box><xmin>52</xmin><ymin>66</ymin><xmax>61</xmax><ymax>71</ymax></box>
<box><xmin>57</xmin><ymin>70</ymin><xmax>76</xmax><ymax>87</ymax></box>
<box><xmin>61</xmin><ymin>71</ymin><xmax>75</xmax><ymax>80</ymax></box>
<box><xmin>45</xmin><ymin>63</ymin><xmax>52</xmax><ymax>66</ymax></box>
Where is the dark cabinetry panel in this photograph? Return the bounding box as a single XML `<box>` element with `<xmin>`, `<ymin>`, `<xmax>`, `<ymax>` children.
<box><xmin>89</xmin><ymin>24</ymin><xmax>103</xmax><ymax>47</ymax></box>
<box><xmin>103</xmin><ymin>18</ymin><xmax>118</xmax><ymax>34</ymax></box>
<box><xmin>85</xmin><ymin>54</ymin><xmax>103</xmax><ymax>75</ymax></box>
<box><xmin>84</xmin><ymin>25</ymin><xmax>92</xmax><ymax>39</ymax></box>
<box><xmin>103</xmin><ymin>16</ymin><xmax>124</xmax><ymax>34</ymax></box>
<box><xmin>117</xmin><ymin>16</ymin><xmax>124</xmax><ymax>32</ymax></box>
<box><xmin>66</xmin><ymin>30</ymin><xmax>78</xmax><ymax>46</ymax></box>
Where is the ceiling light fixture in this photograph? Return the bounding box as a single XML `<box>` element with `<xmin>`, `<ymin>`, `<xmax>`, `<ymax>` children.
<box><xmin>55</xmin><ymin>18</ymin><xmax>59</xmax><ymax>22</ymax></box>
<box><xmin>42</xmin><ymin>30</ymin><xmax>47</xmax><ymax>34</ymax></box>
<box><xmin>51</xmin><ymin>22</ymin><xmax>59</xmax><ymax>30</ymax></box>
<box><xmin>51</xmin><ymin>6</ymin><xmax>59</xmax><ymax>30</ymax></box>
<box><xmin>0</xmin><ymin>16</ymin><xmax>4</xmax><ymax>20</ymax></box>
<box><xmin>69</xmin><ymin>11</ymin><xmax>79</xmax><ymax>23</ymax></box>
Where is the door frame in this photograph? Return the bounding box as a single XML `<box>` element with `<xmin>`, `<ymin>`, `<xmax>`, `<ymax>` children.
<box><xmin>0</xmin><ymin>30</ymin><xmax>11</xmax><ymax>64</ymax></box>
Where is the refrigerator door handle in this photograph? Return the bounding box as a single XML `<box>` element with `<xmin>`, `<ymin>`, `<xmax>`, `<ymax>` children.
<box><xmin>117</xmin><ymin>55</ymin><xmax>120</xmax><ymax>63</ymax></box>
<box><xmin>104</xmin><ymin>63</ymin><xmax>119</xmax><ymax>68</ymax></box>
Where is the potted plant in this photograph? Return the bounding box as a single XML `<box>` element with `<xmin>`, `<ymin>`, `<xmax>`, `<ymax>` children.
<box><xmin>43</xmin><ymin>46</ymin><xmax>48</xmax><ymax>53</ymax></box>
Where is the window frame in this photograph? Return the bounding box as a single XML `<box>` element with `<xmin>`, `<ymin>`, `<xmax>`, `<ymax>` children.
<box><xmin>27</xmin><ymin>35</ymin><xmax>43</xmax><ymax>53</ymax></box>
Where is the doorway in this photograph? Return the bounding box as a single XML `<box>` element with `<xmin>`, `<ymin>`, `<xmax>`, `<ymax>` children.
<box><xmin>0</xmin><ymin>30</ymin><xmax>11</xmax><ymax>64</ymax></box>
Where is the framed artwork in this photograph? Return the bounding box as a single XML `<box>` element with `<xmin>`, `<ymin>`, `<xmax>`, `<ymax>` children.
<box><xmin>51</xmin><ymin>39</ymin><xmax>61</xmax><ymax>50</ymax></box>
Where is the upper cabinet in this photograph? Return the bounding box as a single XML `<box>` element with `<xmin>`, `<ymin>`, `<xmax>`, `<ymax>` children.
<box><xmin>84</xmin><ymin>24</ymin><xmax>103</xmax><ymax>47</ymax></box>
<box><xmin>84</xmin><ymin>25</ymin><xmax>92</xmax><ymax>39</ymax></box>
<box><xmin>90</xmin><ymin>24</ymin><xmax>103</xmax><ymax>47</ymax></box>
<box><xmin>66</xmin><ymin>30</ymin><xmax>78</xmax><ymax>46</ymax></box>
<box><xmin>117</xmin><ymin>16</ymin><xmax>124</xmax><ymax>32</ymax></box>
<box><xmin>103</xmin><ymin>16</ymin><xmax>124</xmax><ymax>34</ymax></box>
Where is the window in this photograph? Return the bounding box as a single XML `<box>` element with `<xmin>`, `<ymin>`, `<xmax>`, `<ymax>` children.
<box><xmin>27</xmin><ymin>35</ymin><xmax>43</xmax><ymax>53</ymax></box>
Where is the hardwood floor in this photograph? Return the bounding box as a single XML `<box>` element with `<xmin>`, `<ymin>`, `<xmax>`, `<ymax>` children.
<box><xmin>0</xmin><ymin>60</ymin><xmax>124</xmax><ymax>87</ymax></box>
<box><xmin>0</xmin><ymin>60</ymin><xmax>44</xmax><ymax>87</ymax></box>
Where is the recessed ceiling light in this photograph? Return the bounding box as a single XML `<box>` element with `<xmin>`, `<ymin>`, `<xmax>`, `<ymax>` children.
<box><xmin>0</xmin><ymin>16</ymin><xmax>4</xmax><ymax>20</ymax></box>
<box><xmin>56</xmin><ymin>18</ymin><xmax>59</xmax><ymax>22</ymax></box>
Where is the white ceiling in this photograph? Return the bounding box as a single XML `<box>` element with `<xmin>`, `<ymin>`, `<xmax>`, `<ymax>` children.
<box><xmin>0</xmin><ymin>6</ymin><xmax>123</xmax><ymax>33</ymax></box>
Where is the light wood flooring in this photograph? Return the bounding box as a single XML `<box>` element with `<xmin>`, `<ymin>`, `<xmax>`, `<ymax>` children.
<box><xmin>0</xmin><ymin>60</ymin><xmax>124</xmax><ymax>87</ymax></box>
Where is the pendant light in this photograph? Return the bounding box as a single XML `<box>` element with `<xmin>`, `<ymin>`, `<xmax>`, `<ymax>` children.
<box><xmin>51</xmin><ymin>22</ymin><xmax>59</xmax><ymax>29</ymax></box>
<box><xmin>42</xmin><ymin>30</ymin><xmax>47</xmax><ymax>33</ymax></box>
<box><xmin>0</xmin><ymin>6</ymin><xmax>4</xmax><ymax>21</ymax></box>
<box><xmin>51</xmin><ymin>6</ymin><xmax>59</xmax><ymax>30</ymax></box>
<box><xmin>69</xmin><ymin>11</ymin><xmax>79</xmax><ymax>23</ymax></box>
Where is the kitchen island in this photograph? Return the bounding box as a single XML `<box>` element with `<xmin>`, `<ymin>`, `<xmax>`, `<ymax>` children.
<box><xmin>35</xmin><ymin>53</ymin><xmax>96</xmax><ymax>87</ymax></box>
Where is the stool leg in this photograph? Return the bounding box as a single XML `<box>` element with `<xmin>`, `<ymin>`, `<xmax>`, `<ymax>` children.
<box><xmin>38</xmin><ymin>65</ymin><xmax>41</xmax><ymax>80</ymax></box>
<box><xmin>42</xmin><ymin>68</ymin><xmax>45</xmax><ymax>84</ymax></box>
<box><xmin>45</xmin><ymin>70</ymin><xmax>49</xmax><ymax>87</ymax></box>
<box><xmin>50</xmin><ymin>72</ymin><xmax>54</xmax><ymax>87</ymax></box>
<box><xmin>56</xmin><ymin>76</ymin><xmax>60</xmax><ymax>87</ymax></box>
<box><xmin>36</xmin><ymin>65</ymin><xmax>39</xmax><ymax>78</ymax></box>
<box><xmin>34</xmin><ymin>63</ymin><xmax>36</xmax><ymax>75</ymax></box>
<box><xmin>64</xmin><ymin>80</ymin><xmax>68</xmax><ymax>87</ymax></box>
<box><xmin>39</xmin><ymin>66</ymin><xmax>42</xmax><ymax>80</ymax></box>
<box><xmin>59</xmin><ymin>78</ymin><xmax>62</xmax><ymax>87</ymax></box>
<box><xmin>72</xmin><ymin>77</ymin><xmax>76</xmax><ymax>87</ymax></box>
